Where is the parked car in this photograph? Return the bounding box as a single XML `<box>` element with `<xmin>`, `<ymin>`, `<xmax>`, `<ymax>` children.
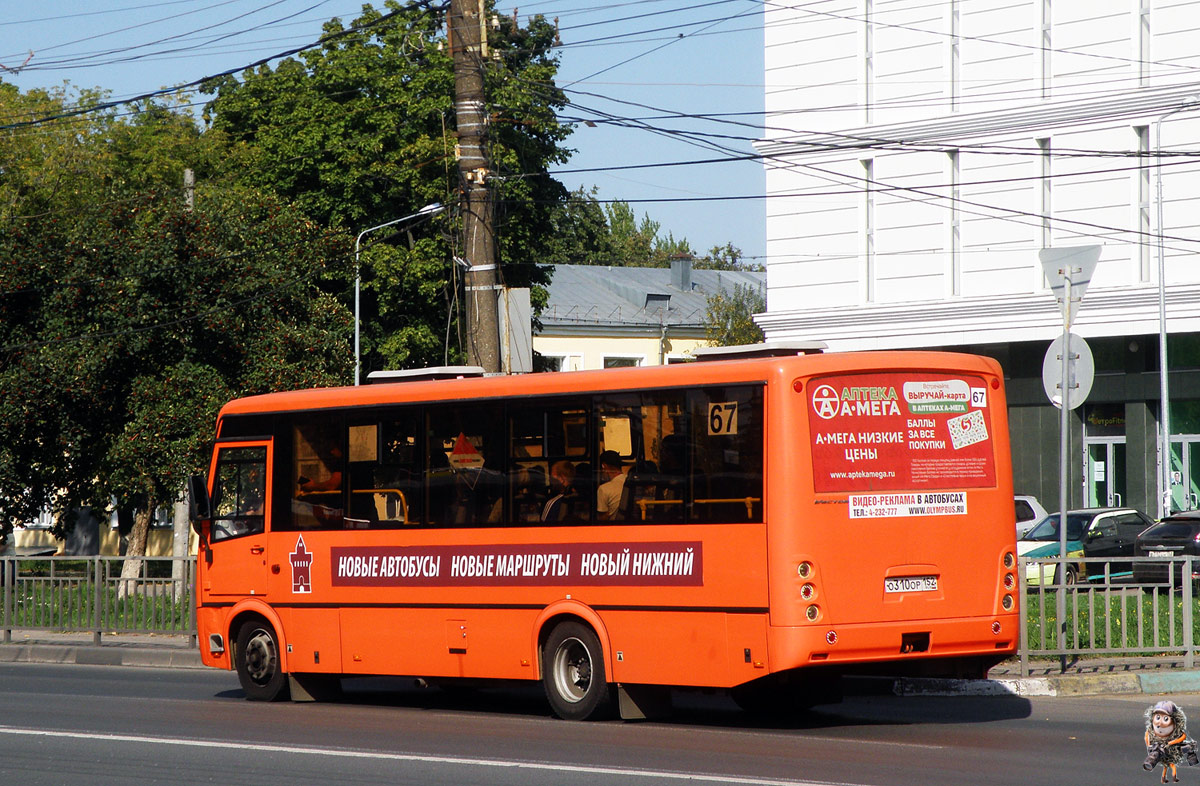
<box><xmin>1134</xmin><ymin>511</ymin><xmax>1200</xmax><ymax>588</ymax></box>
<box><xmin>1018</xmin><ymin>507</ymin><xmax>1155</xmax><ymax>585</ymax></box>
<box><xmin>1014</xmin><ymin>494</ymin><xmax>1049</xmax><ymax>539</ymax></box>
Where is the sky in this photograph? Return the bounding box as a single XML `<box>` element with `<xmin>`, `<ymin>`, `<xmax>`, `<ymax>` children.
<box><xmin>0</xmin><ymin>0</ymin><xmax>766</xmax><ymax>263</ymax></box>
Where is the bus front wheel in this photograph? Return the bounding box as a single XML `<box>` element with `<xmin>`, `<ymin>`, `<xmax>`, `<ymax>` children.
<box><xmin>542</xmin><ymin>622</ymin><xmax>613</xmax><ymax>721</ymax></box>
<box><xmin>236</xmin><ymin>620</ymin><xmax>289</xmax><ymax>702</ymax></box>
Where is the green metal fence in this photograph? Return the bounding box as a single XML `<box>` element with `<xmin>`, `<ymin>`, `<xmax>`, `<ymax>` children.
<box><xmin>1019</xmin><ymin>555</ymin><xmax>1199</xmax><ymax>675</ymax></box>
<box><xmin>0</xmin><ymin>555</ymin><xmax>196</xmax><ymax>645</ymax></box>
<box><xmin>2</xmin><ymin>553</ymin><xmax>1198</xmax><ymax>678</ymax></box>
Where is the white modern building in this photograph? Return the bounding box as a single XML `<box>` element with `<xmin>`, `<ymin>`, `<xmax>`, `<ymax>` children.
<box><xmin>757</xmin><ymin>1</ymin><xmax>1200</xmax><ymax>517</ymax></box>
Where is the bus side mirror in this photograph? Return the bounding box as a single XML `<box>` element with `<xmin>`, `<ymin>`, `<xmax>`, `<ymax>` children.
<box><xmin>188</xmin><ymin>474</ymin><xmax>211</xmax><ymax>534</ymax></box>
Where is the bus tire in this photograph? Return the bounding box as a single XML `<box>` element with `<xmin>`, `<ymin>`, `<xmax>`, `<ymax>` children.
<box><xmin>236</xmin><ymin>619</ymin><xmax>289</xmax><ymax>702</ymax></box>
<box><xmin>542</xmin><ymin>622</ymin><xmax>613</xmax><ymax>721</ymax></box>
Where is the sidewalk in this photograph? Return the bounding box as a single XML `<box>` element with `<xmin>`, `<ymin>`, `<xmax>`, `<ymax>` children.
<box><xmin>0</xmin><ymin>630</ymin><xmax>203</xmax><ymax>669</ymax></box>
<box><xmin>897</xmin><ymin>656</ymin><xmax>1200</xmax><ymax>698</ymax></box>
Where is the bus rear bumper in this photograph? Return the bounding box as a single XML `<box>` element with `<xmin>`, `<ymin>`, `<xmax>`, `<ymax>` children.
<box><xmin>769</xmin><ymin>614</ymin><xmax>1019</xmax><ymax>676</ymax></box>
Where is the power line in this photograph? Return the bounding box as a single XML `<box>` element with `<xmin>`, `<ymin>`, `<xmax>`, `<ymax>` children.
<box><xmin>0</xmin><ymin>1</ymin><xmax>437</xmax><ymax>131</ymax></box>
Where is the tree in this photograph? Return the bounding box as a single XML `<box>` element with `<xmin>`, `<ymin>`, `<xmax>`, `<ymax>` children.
<box><xmin>0</xmin><ymin>84</ymin><xmax>352</xmax><ymax>557</ymax></box>
<box><xmin>203</xmin><ymin>1</ymin><xmax>570</xmax><ymax>371</ymax></box>
<box><xmin>546</xmin><ymin>190</ymin><xmax>753</xmax><ymax>270</ymax></box>
<box><xmin>704</xmin><ymin>284</ymin><xmax>766</xmax><ymax>347</ymax></box>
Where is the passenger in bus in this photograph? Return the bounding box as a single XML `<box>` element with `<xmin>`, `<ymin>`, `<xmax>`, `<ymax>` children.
<box><xmin>298</xmin><ymin>444</ymin><xmax>344</xmax><ymax>493</ymax></box>
<box><xmin>542</xmin><ymin>460</ymin><xmax>577</xmax><ymax>523</ymax></box>
<box><xmin>295</xmin><ymin>444</ymin><xmax>345</xmax><ymax>528</ymax></box>
<box><xmin>596</xmin><ymin>450</ymin><xmax>626</xmax><ymax>520</ymax></box>
<box><xmin>509</xmin><ymin>464</ymin><xmax>547</xmax><ymax>523</ymax></box>
<box><xmin>243</xmin><ymin>465</ymin><xmax>266</xmax><ymax>516</ymax></box>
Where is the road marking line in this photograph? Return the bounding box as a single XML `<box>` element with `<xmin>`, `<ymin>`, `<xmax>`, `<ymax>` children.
<box><xmin>0</xmin><ymin>726</ymin><xmax>864</xmax><ymax>786</ymax></box>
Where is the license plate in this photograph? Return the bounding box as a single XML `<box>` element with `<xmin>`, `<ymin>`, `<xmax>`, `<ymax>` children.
<box><xmin>1148</xmin><ymin>550</ymin><xmax>1176</xmax><ymax>558</ymax></box>
<box><xmin>885</xmin><ymin>575</ymin><xmax>939</xmax><ymax>593</ymax></box>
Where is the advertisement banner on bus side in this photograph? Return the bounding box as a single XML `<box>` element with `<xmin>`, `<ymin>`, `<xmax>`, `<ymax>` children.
<box><xmin>324</xmin><ymin>540</ymin><xmax>702</xmax><ymax>588</ymax></box>
<box><xmin>808</xmin><ymin>373</ymin><xmax>996</xmax><ymax>495</ymax></box>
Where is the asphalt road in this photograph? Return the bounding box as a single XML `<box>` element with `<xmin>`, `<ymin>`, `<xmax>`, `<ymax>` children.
<box><xmin>0</xmin><ymin>663</ymin><xmax>1179</xmax><ymax>785</ymax></box>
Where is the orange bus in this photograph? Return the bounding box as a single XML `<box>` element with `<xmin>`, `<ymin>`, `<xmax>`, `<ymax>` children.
<box><xmin>189</xmin><ymin>344</ymin><xmax>1019</xmax><ymax>719</ymax></box>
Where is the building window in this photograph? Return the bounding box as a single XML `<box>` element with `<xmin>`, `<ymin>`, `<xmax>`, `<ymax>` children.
<box><xmin>948</xmin><ymin>0</ymin><xmax>960</xmax><ymax>112</ymax></box>
<box><xmin>1139</xmin><ymin>0</ymin><xmax>1151</xmax><ymax>87</ymax></box>
<box><xmin>1037</xmin><ymin>137</ymin><xmax>1051</xmax><ymax>292</ymax></box>
<box><xmin>1136</xmin><ymin>125</ymin><xmax>1151</xmax><ymax>282</ymax></box>
<box><xmin>948</xmin><ymin>149</ymin><xmax>961</xmax><ymax>297</ymax></box>
<box><xmin>1040</xmin><ymin>0</ymin><xmax>1051</xmax><ymax>99</ymax></box>
<box><xmin>863</xmin><ymin>0</ymin><xmax>874</xmax><ymax>124</ymax></box>
<box><xmin>861</xmin><ymin>158</ymin><xmax>875</xmax><ymax>303</ymax></box>
<box><xmin>603</xmin><ymin>356</ymin><xmax>642</xmax><ymax>369</ymax></box>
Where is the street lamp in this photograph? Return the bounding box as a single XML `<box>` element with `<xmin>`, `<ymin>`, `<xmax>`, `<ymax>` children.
<box><xmin>354</xmin><ymin>203</ymin><xmax>446</xmax><ymax>386</ymax></box>
<box><xmin>1155</xmin><ymin>101</ymin><xmax>1200</xmax><ymax>516</ymax></box>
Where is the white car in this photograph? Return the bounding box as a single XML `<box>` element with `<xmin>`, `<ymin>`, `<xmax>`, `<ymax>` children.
<box><xmin>1015</xmin><ymin>494</ymin><xmax>1049</xmax><ymax>539</ymax></box>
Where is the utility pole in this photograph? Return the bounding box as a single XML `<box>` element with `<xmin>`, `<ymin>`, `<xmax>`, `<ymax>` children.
<box><xmin>449</xmin><ymin>0</ymin><xmax>500</xmax><ymax>372</ymax></box>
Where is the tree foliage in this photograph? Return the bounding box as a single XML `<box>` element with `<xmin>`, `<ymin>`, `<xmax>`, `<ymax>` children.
<box><xmin>0</xmin><ymin>84</ymin><xmax>351</xmax><ymax>545</ymax></box>
<box><xmin>546</xmin><ymin>188</ymin><xmax>755</xmax><ymax>271</ymax></box>
<box><xmin>704</xmin><ymin>284</ymin><xmax>766</xmax><ymax>347</ymax></box>
<box><xmin>202</xmin><ymin>1</ymin><xmax>570</xmax><ymax>370</ymax></box>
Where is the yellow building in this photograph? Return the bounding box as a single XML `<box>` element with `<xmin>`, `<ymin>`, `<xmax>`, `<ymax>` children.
<box><xmin>535</xmin><ymin>260</ymin><xmax>765</xmax><ymax>370</ymax></box>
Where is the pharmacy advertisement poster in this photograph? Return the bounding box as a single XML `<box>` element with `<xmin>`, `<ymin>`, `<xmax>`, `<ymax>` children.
<box><xmin>808</xmin><ymin>373</ymin><xmax>996</xmax><ymax>498</ymax></box>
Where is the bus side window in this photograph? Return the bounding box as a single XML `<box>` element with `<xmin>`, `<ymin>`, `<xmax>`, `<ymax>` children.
<box><xmin>596</xmin><ymin>391</ymin><xmax>687</xmax><ymax>523</ymax></box>
<box><xmin>429</xmin><ymin>406</ymin><xmax>504</xmax><ymax>527</ymax></box>
<box><xmin>509</xmin><ymin>402</ymin><xmax>589</xmax><ymax>526</ymax></box>
<box><xmin>347</xmin><ymin>414</ymin><xmax>423</xmax><ymax>528</ymax></box>
<box><xmin>210</xmin><ymin>447</ymin><xmax>266</xmax><ymax>541</ymax></box>
<box><xmin>291</xmin><ymin>423</ymin><xmax>345</xmax><ymax>530</ymax></box>
<box><xmin>689</xmin><ymin>386</ymin><xmax>764</xmax><ymax>523</ymax></box>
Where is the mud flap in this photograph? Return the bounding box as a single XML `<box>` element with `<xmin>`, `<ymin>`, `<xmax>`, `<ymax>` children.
<box><xmin>617</xmin><ymin>684</ymin><xmax>672</xmax><ymax>720</ymax></box>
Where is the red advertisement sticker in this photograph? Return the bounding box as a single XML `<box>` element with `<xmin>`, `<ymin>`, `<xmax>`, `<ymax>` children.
<box><xmin>327</xmin><ymin>541</ymin><xmax>703</xmax><ymax>588</ymax></box>
<box><xmin>809</xmin><ymin>373</ymin><xmax>996</xmax><ymax>493</ymax></box>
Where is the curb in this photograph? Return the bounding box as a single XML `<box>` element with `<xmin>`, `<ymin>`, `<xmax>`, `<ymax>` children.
<box><xmin>896</xmin><ymin>670</ymin><xmax>1200</xmax><ymax>698</ymax></box>
<box><xmin>0</xmin><ymin>643</ymin><xmax>204</xmax><ymax>669</ymax></box>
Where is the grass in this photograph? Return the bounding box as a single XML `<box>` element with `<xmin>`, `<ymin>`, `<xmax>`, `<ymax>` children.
<box><xmin>1</xmin><ymin>559</ymin><xmax>193</xmax><ymax>633</ymax></box>
<box><xmin>1024</xmin><ymin>586</ymin><xmax>1200</xmax><ymax>655</ymax></box>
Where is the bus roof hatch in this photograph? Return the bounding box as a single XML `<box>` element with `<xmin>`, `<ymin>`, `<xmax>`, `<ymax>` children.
<box><xmin>692</xmin><ymin>340</ymin><xmax>827</xmax><ymax>362</ymax></box>
<box><xmin>366</xmin><ymin>366</ymin><xmax>486</xmax><ymax>384</ymax></box>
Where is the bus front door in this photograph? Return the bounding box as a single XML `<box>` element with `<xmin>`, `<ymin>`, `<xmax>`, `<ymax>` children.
<box><xmin>203</xmin><ymin>442</ymin><xmax>271</xmax><ymax>598</ymax></box>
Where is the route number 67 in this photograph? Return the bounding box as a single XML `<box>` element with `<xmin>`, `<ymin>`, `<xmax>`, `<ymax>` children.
<box><xmin>708</xmin><ymin>402</ymin><xmax>738</xmax><ymax>436</ymax></box>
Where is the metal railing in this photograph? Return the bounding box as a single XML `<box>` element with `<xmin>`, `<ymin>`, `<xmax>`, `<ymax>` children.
<box><xmin>2</xmin><ymin>552</ymin><xmax>1198</xmax><ymax>678</ymax></box>
<box><xmin>0</xmin><ymin>555</ymin><xmax>196</xmax><ymax>645</ymax></box>
<box><xmin>1018</xmin><ymin>554</ymin><xmax>1200</xmax><ymax>675</ymax></box>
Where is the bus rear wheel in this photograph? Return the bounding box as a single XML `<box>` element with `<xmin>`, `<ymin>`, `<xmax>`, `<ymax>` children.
<box><xmin>542</xmin><ymin>622</ymin><xmax>613</xmax><ymax>721</ymax></box>
<box><xmin>236</xmin><ymin>620</ymin><xmax>289</xmax><ymax>702</ymax></box>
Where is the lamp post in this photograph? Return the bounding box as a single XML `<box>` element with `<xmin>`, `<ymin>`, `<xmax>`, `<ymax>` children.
<box><xmin>354</xmin><ymin>203</ymin><xmax>446</xmax><ymax>386</ymax></box>
<box><xmin>1155</xmin><ymin>101</ymin><xmax>1199</xmax><ymax>517</ymax></box>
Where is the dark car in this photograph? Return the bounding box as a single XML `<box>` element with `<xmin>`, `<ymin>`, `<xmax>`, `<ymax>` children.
<box><xmin>1018</xmin><ymin>507</ymin><xmax>1155</xmax><ymax>584</ymax></box>
<box><xmin>1134</xmin><ymin>511</ymin><xmax>1200</xmax><ymax>588</ymax></box>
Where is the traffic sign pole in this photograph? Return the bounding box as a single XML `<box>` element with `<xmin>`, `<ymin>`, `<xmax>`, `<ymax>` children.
<box><xmin>1038</xmin><ymin>245</ymin><xmax>1100</xmax><ymax>664</ymax></box>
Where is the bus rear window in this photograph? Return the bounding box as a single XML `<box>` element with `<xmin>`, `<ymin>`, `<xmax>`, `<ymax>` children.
<box><xmin>808</xmin><ymin>372</ymin><xmax>996</xmax><ymax>493</ymax></box>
